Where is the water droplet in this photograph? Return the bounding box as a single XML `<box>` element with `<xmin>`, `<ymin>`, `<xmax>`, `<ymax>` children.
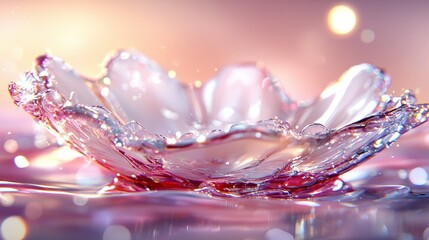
<box><xmin>125</xmin><ymin>121</ymin><xmax>143</xmax><ymax>134</ymax></box>
<box><xmin>300</xmin><ymin>123</ymin><xmax>329</xmax><ymax>137</ymax></box>
<box><xmin>41</xmin><ymin>89</ymin><xmax>66</xmax><ymax>112</ymax></box>
<box><xmin>176</xmin><ymin>133</ymin><xmax>196</xmax><ymax>146</ymax></box>
<box><xmin>207</xmin><ymin>129</ymin><xmax>225</xmax><ymax>138</ymax></box>
<box><xmin>229</xmin><ymin>123</ymin><xmax>248</xmax><ymax>132</ymax></box>
<box><xmin>401</xmin><ymin>90</ymin><xmax>417</xmax><ymax>105</ymax></box>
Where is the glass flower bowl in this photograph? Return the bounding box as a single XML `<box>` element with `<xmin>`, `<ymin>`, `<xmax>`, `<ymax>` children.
<box><xmin>8</xmin><ymin>50</ymin><xmax>429</xmax><ymax>198</ymax></box>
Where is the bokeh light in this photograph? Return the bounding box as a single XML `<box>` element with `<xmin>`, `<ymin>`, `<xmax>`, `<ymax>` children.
<box><xmin>327</xmin><ymin>5</ymin><xmax>357</xmax><ymax>35</ymax></box>
<box><xmin>3</xmin><ymin>139</ymin><xmax>18</xmax><ymax>153</ymax></box>
<box><xmin>103</xmin><ymin>225</ymin><xmax>131</xmax><ymax>240</ymax></box>
<box><xmin>0</xmin><ymin>194</ymin><xmax>14</xmax><ymax>207</ymax></box>
<box><xmin>360</xmin><ymin>29</ymin><xmax>375</xmax><ymax>43</ymax></box>
<box><xmin>409</xmin><ymin>167</ymin><xmax>428</xmax><ymax>186</ymax></box>
<box><xmin>1</xmin><ymin>216</ymin><xmax>27</xmax><ymax>240</ymax></box>
<box><xmin>168</xmin><ymin>70</ymin><xmax>177</xmax><ymax>78</ymax></box>
<box><xmin>24</xmin><ymin>202</ymin><xmax>43</xmax><ymax>220</ymax></box>
<box><xmin>13</xmin><ymin>155</ymin><xmax>29</xmax><ymax>168</ymax></box>
<box><xmin>265</xmin><ymin>228</ymin><xmax>294</xmax><ymax>240</ymax></box>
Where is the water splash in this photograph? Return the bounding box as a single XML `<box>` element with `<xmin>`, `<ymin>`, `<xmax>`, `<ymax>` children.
<box><xmin>8</xmin><ymin>50</ymin><xmax>429</xmax><ymax>198</ymax></box>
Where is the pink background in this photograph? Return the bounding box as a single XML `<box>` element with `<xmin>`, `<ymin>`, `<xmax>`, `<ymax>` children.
<box><xmin>1</xmin><ymin>1</ymin><xmax>429</xmax><ymax>132</ymax></box>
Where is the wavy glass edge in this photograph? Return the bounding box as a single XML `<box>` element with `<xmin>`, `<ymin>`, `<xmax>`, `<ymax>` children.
<box><xmin>8</xmin><ymin>50</ymin><xmax>429</xmax><ymax>198</ymax></box>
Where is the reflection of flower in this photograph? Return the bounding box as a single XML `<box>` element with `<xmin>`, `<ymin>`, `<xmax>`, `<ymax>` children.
<box><xmin>8</xmin><ymin>50</ymin><xmax>429</xmax><ymax>197</ymax></box>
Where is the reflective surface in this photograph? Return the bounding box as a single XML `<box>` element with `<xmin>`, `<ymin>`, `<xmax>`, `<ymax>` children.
<box><xmin>1</xmin><ymin>125</ymin><xmax>429</xmax><ymax>239</ymax></box>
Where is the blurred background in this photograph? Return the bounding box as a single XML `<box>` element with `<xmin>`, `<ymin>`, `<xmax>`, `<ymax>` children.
<box><xmin>1</xmin><ymin>0</ymin><xmax>429</xmax><ymax>132</ymax></box>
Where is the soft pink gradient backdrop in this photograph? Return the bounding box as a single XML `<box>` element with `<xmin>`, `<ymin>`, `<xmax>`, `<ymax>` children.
<box><xmin>1</xmin><ymin>1</ymin><xmax>429</xmax><ymax>132</ymax></box>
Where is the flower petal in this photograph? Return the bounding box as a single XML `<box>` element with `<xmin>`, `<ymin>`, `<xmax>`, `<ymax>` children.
<box><xmin>291</xmin><ymin>64</ymin><xmax>390</xmax><ymax>130</ymax></box>
<box><xmin>101</xmin><ymin>51</ymin><xmax>193</xmax><ymax>136</ymax></box>
<box><xmin>9</xmin><ymin>52</ymin><xmax>429</xmax><ymax>197</ymax></box>
<box><xmin>59</xmin><ymin>105</ymin><xmax>151</xmax><ymax>176</ymax></box>
<box><xmin>200</xmin><ymin>64</ymin><xmax>295</xmax><ymax>130</ymax></box>
<box><xmin>36</xmin><ymin>55</ymin><xmax>102</xmax><ymax>107</ymax></box>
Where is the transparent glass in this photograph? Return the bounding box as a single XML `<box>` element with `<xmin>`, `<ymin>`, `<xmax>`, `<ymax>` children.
<box><xmin>8</xmin><ymin>50</ymin><xmax>429</xmax><ymax>197</ymax></box>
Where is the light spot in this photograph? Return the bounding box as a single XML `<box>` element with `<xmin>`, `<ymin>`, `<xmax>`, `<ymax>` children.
<box><xmin>327</xmin><ymin>5</ymin><xmax>357</xmax><ymax>35</ymax></box>
<box><xmin>196</xmin><ymin>135</ymin><xmax>207</xmax><ymax>143</ymax></box>
<box><xmin>424</xmin><ymin>133</ymin><xmax>429</xmax><ymax>145</ymax></box>
<box><xmin>423</xmin><ymin>226</ymin><xmax>429</xmax><ymax>240</ymax></box>
<box><xmin>295</xmin><ymin>201</ymin><xmax>320</xmax><ymax>207</ymax></box>
<box><xmin>73</xmin><ymin>195</ymin><xmax>88</xmax><ymax>206</ymax></box>
<box><xmin>103</xmin><ymin>225</ymin><xmax>131</xmax><ymax>240</ymax></box>
<box><xmin>0</xmin><ymin>194</ymin><xmax>14</xmax><ymax>207</ymax></box>
<box><xmin>248</xmin><ymin>102</ymin><xmax>261</xmax><ymax>119</ymax></box>
<box><xmin>100</xmin><ymin>87</ymin><xmax>110</xmax><ymax>97</ymax></box>
<box><xmin>360</xmin><ymin>29</ymin><xmax>375</xmax><ymax>43</ymax></box>
<box><xmin>166</xmin><ymin>138</ymin><xmax>177</xmax><ymax>145</ymax></box>
<box><xmin>194</xmin><ymin>80</ymin><xmax>202</xmax><ymax>88</ymax></box>
<box><xmin>14</xmin><ymin>155</ymin><xmax>29</xmax><ymax>168</ymax></box>
<box><xmin>398</xmin><ymin>169</ymin><xmax>408</xmax><ymax>180</ymax></box>
<box><xmin>1</xmin><ymin>216</ymin><xmax>27</xmax><ymax>240</ymax></box>
<box><xmin>409</xmin><ymin>167</ymin><xmax>428</xmax><ymax>185</ymax></box>
<box><xmin>168</xmin><ymin>70</ymin><xmax>176</xmax><ymax>78</ymax></box>
<box><xmin>101</xmin><ymin>77</ymin><xmax>111</xmax><ymax>86</ymax></box>
<box><xmin>332</xmin><ymin>179</ymin><xmax>344</xmax><ymax>191</ymax></box>
<box><xmin>130</xmin><ymin>72</ymin><xmax>143</xmax><ymax>88</ymax></box>
<box><xmin>149</xmin><ymin>74</ymin><xmax>161</xmax><ymax>84</ymax></box>
<box><xmin>265</xmin><ymin>228</ymin><xmax>294</xmax><ymax>240</ymax></box>
<box><xmin>161</xmin><ymin>108</ymin><xmax>179</xmax><ymax>120</ymax></box>
<box><xmin>120</xmin><ymin>52</ymin><xmax>130</xmax><ymax>60</ymax></box>
<box><xmin>4</xmin><ymin>139</ymin><xmax>18</xmax><ymax>153</ymax></box>
<box><xmin>234</xmin><ymin>156</ymin><xmax>255</xmax><ymax>167</ymax></box>
<box><xmin>218</xmin><ymin>107</ymin><xmax>236</xmax><ymax>121</ymax></box>
<box><xmin>24</xmin><ymin>202</ymin><xmax>43</xmax><ymax>220</ymax></box>
<box><xmin>76</xmin><ymin>163</ymin><xmax>105</xmax><ymax>186</ymax></box>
